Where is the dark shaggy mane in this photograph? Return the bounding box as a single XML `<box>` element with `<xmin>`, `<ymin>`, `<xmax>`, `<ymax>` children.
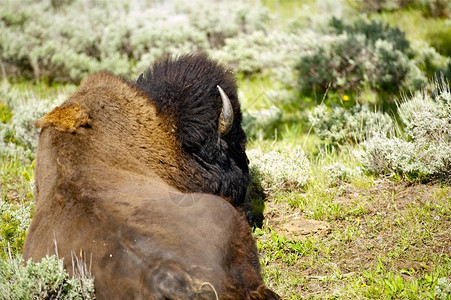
<box><xmin>136</xmin><ymin>53</ymin><xmax>241</xmax><ymax>157</ymax></box>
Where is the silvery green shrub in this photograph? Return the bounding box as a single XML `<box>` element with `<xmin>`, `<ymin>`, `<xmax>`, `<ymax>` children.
<box><xmin>360</xmin><ymin>79</ymin><xmax>451</xmax><ymax>178</ymax></box>
<box><xmin>0</xmin><ymin>0</ymin><xmax>272</xmax><ymax>82</ymax></box>
<box><xmin>329</xmin><ymin>17</ymin><xmax>410</xmax><ymax>53</ymax></box>
<box><xmin>210</xmin><ymin>30</ymin><xmax>287</xmax><ymax>76</ymax></box>
<box><xmin>356</xmin><ymin>0</ymin><xmax>450</xmax><ymax>17</ymax></box>
<box><xmin>296</xmin><ymin>18</ymin><xmax>426</xmax><ymax>95</ymax></box>
<box><xmin>324</xmin><ymin>163</ymin><xmax>363</xmax><ymax>185</ymax></box>
<box><xmin>309</xmin><ymin>103</ymin><xmax>394</xmax><ymax>145</ymax></box>
<box><xmin>437</xmin><ymin>61</ymin><xmax>451</xmax><ymax>82</ymax></box>
<box><xmin>247</xmin><ymin>147</ymin><xmax>310</xmax><ymax>193</ymax></box>
<box><xmin>0</xmin><ymin>83</ymin><xmax>63</xmax><ymax>162</ymax></box>
<box><xmin>0</xmin><ymin>199</ymin><xmax>32</xmax><ymax>259</ymax></box>
<box><xmin>414</xmin><ymin>43</ymin><xmax>450</xmax><ymax>78</ymax></box>
<box><xmin>0</xmin><ymin>255</ymin><xmax>95</xmax><ymax>299</ymax></box>
<box><xmin>434</xmin><ymin>277</ymin><xmax>451</xmax><ymax>300</ymax></box>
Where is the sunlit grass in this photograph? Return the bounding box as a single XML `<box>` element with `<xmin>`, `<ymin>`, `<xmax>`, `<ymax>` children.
<box><xmin>261</xmin><ymin>0</ymin><xmax>317</xmax><ymax>29</ymax></box>
<box><xmin>373</xmin><ymin>9</ymin><xmax>450</xmax><ymax>48</ymax></box>
<box><xmin>259</xmin><ymin>176</ymin><xmax>450</xmax><ymax>298</ymax></box>
<box><xmin>0</xmin><ymin>156</ymin><xmax>34</xmax><ymax>203</ymax></box>
<box><xmin>238</xmin><ymin>73</ymin><xmax>283</xmax><ymax>110</ymax></box>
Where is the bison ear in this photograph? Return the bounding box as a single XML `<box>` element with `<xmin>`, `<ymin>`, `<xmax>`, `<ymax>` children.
<box><xmin>217</xmin><ymin>85</ymin><xmax>234</xmax><ymax>136</ymax></box>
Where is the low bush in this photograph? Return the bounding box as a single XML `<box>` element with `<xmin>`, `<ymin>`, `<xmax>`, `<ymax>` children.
<box><xmin>0</xmin><ymin>199</ymin><xmax>32</xmax><ymax>259</ymax></box>
<box><xmin>309</xmin><ymin>103</ymin><xmax>394</xmax><ymax>145</ymax></box>
<box><xmin>414</xmin><ymin>44</ymin><xmax>450</xmax><ymax>78</ymax></box>
<box><xmin>242</xmin><ymin>106</ymin><xmax>283</xmax><ymax>141</ymax></box>
<box><xmin>434</xmin><ymin>277</ymin><xmax>451</xmax><ymax>299</ymax></box>
<box><xmin>0</xmin><ymin>0</ymin><xmax>272</xmax><ymax>83</ymax></box>
<box><xmin>324</xmin><ymin>162</ymin><xmax>363</xmax><ymax>185</ymax></box>
<box><xmin>436</xmin><ymin>61</ymin><xmax>451</xmax><ymax>82</ymax></box>
<box><xmin>211</xmin><ymin>31</ymin><xmax>279</xmax><ymax>76</ymax></box>
<box><xmin>0</xmin><ymin>84</ymin><xmax>62</xmax><ymax>162</ymax></box>
<box><xmin>0</xmin><ymin>254</ymin><xmax>95</xmax><ymax>299</ymax></box>
<box><xmin>356</xmin><ymin>0</ymin><xmax>450</xmax><ymax>17</ymax></box>
<box><xmin>296</xmin><ymin>18</ymin><xmax>426</xmax><ymax>97</ymax></box>
<box><xmin>360</xmin><ymin>78</ymin><xmax>451</xmax><ymax>179</ymax></box>
<box><xmin>329</xmin><ymin>17</ymin><xmax>410</xmax><ymax>53</ymax></box>
<box><xmin>247</xmin><ymin>147</ymin><xmax>310</xmax><ymax>194</ymax></box>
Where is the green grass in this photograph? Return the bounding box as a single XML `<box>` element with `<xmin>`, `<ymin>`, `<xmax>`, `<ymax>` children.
<box><xmin>261</xmin><ymin>0</ymin><xmax>317</xmax><ymax>29</ymax></box>
<box><xmin>0</xmin><ymin>156</ymin><xmax>34</xmax><ymax>259</ymax></box>
<box><xmin>258</xmin><ymin>165</ymin><xmax>451</xmax><ymax>298</ymax></box>
<box><xmin>373</xmin><ymin>9</ymin><xmax>451</xmax><ymax>54</ymax></box>
<box><xmin>238</xmin><ymin>73</ymin><xmax>282</xmax><ymax>111</ymax></box>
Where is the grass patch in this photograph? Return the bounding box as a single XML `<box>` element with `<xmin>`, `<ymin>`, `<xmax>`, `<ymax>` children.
<box><xmin>0</xmin><ymin>156</ymin><xmax>34</xmax><ymax>259</ymax></box>
<box><xmin>260</xmin><ymin>178</ymin><xmax>451</xmax><ymax>298</ymax></box>
<box><xmin>261</xmin><ymin>0</ymin><xmax>317</xmax><ymax>29</ymax></box>
<box><xmin>238</xmin><ymin>73</ymin><xmax>283</xmax><ymax>110</ymax></box>
<box><xmin>373</xmin><ymin>9</ymin><xmax>450</xmax><ymax>49</ymax></box>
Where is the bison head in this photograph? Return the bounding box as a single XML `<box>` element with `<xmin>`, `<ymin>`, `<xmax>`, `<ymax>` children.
<box><xmin>136</xmin><ymin>53</ymin><xmax>250</xmax><ymax>206</ymax></box>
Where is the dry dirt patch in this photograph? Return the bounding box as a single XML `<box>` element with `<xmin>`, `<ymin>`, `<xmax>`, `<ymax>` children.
<box><xmin>264</xmin><ymin>198</ymin><xmax>331</xmax><ymax>239</ymax></box>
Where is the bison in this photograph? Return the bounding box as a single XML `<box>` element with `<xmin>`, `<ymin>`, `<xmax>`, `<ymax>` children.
<box><xmin>23</xmin><ymin>54</ymin><xmax>279</xmax><ymax>299</ymax></box>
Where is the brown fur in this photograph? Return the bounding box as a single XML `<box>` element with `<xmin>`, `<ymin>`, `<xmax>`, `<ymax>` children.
<box><xmin>24</xmin><ymin>71</ymin><xmax>279</xmax><ymax>299</ymax></box>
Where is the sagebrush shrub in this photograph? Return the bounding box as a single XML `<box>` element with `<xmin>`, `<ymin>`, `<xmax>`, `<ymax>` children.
<box><xmin>434</xmin><ymin>277</ymin><xmax>451</xmax><ymax>300</ymax></box>
<box><xmin>329</xmin><ymin>17</ymin><xmax>410</xmax><ymax>53</ymax></box>
<box><xmin>0</xmin><ymin>86</ymin><xmax>62</xmax><ymax>162</ymax></box>
<box><xmin>210</xmin><ymin>30</ymin><xmax>285</xmax><ymax>76</ymax></box>
<box><xmin>296</xmin><ymin>33</ymin><xmax>367</xmax><ymax>92</ymax></box>
<box><xmin>296</xmin><ymin>18</ymin><xmax>426</xmax><ymax>95</ymax></box>
<box><xmin>436</xmin><ymin>61</ymin><xmax>451</xmax><ymax>82</ymax></box>
<box><xmin>355</xmin><ymin>0</ymin><xmax>450</xmax><ymax>17</ymax></box>
<box><xmin>247</xmin><ymin>147</ymin><xmax>310</xmax><ymax>193</ymax></box>
<box><xmin>414</xmin><ymin>44</ymin><xmax>450</xmax><ymax>78</ymax></box>
<box><xmin>0</xmin><ymin>199</ymin><xmax>32</xmax><ymax>259</ymax></box>
<box><xmin>360</xmin><ymin>78</ymin><xmax>451</xmax><ymax>178</ymax></box>
<box><xmin>309</xmin><ymin>103</ymin><xmax>394</xmax><ymax>145</ymax></box>
<box><xmin>0</xmin><ymin>255</ymin><xmax>95</xmax><ymax>299</ymax></box>
<box><xmin>324</xmin><ymin>163</ymin><xmax>363</xmax><ymax>185</ymax></box>
<box><xmin>0</xmin><ymin>0</ymin><xmax>273</xmax><ymax>82</ymax></box>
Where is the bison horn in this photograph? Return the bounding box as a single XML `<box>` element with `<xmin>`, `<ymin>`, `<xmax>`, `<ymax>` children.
<box><xmin>217</xmin><ymin>85</ymin><xmax>234</xmax><ymax>136</ymax></box>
